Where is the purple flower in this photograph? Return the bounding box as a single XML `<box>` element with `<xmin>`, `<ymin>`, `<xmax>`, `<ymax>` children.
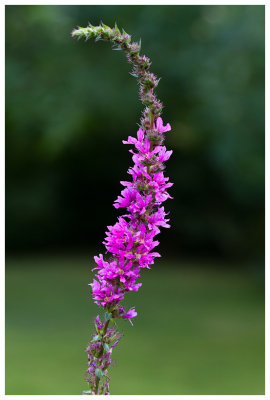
<box><xmin>94</xmin><ymin>315</ymin><xmax>103</xmax><ymax>330</ymax></box>
<box><xmin>155</xmin><ymin>116</ymin><xmax>171</xmax><ymax>133</ymax></box>
<box><xmin>122</xmin><ymin>127</ymin><xmax>144</xmax><ymax>149</ymax></box>
<box><xmin>90</xmin><ymin>278</ymin><xmax>124</xmax><ymax>307</ymax></box>
<box><xmin>120</xmin><ymin>307</ymin><xmax>137</xmax><ymax>325</ymax></box>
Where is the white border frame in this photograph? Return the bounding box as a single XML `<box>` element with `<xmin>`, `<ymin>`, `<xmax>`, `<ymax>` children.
<box><xmin>1</xmin><ymin>1</ymin><xmax>267</xmax><ymax>399</ymax></box>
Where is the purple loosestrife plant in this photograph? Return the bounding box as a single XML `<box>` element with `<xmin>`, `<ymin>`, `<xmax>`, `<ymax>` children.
<box><xmin>71</xmin><ymin>23</ymin><xmax>173</xmax><ymax>395</ymax></box>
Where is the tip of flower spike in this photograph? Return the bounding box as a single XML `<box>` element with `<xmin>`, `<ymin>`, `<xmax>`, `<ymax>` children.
<box><xmin>71</xmin><ymin>27</ymin><xmax>81</xmax><ymax>38</ymax></box>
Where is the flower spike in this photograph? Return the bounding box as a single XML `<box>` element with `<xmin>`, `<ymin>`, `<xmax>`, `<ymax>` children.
<box><xmin>72</xmin><ymin>23</ymin><xmax>173</xmax><ymax>395</ymax></box>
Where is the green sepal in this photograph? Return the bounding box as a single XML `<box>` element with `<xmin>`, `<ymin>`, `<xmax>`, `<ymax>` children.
<box><xmin>138</xmin><ymin>38</ymin><xmax>142</xmax><ymax>52</ymax></box>
<box><xmin>114</xmin><ymin>22</ymin><xmax>120</xmax><ymax>34</ymax></box>
<box><xmin>102</xmin><ymin>23</ymin><xmax>110</xmax><ymax>30</ymax></box>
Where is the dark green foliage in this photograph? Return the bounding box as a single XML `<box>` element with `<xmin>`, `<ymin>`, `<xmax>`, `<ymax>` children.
<box><xmin>5</xmin><ymin>5</ymin><xmax>264</xmax><ymax>262</ymax></box>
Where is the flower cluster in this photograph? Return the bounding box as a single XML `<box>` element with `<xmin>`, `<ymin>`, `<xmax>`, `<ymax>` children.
<box><xmin>85</xmin><ymin>117</ymin><xmax>172</xmax><ymax>394</ymax></box>
<box><xmin>91</xmin><ymin>116</ymin><xmax>172</xmax><ymax>323</ymax></box>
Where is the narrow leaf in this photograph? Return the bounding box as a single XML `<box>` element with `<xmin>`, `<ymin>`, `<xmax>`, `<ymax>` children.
<box><xmin>95</xmin><ymin>368</ymin><xmax>103</xmax><ymax>380</ymax></box>
<box><xmin>104</xmin><ymin>311</ymin><xmax>112</xmax><ymax>321</ymax></box>
<box><xmin>103</xmin><ymin>343</ymin><xmax>110</xmax><ymax>353</ymax></box>
<box><xmin>91</xmin><ymin>335</ymin><xmax>101</xmax><ymax>342</ymax></box>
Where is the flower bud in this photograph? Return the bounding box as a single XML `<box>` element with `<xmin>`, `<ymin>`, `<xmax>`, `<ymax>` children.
<box><xmin>141</xmin><ymin>117</ymin><xmax>151</xmax><ymax>130</ymax></box>
<box><xmin>147</xmin><ymin>133</ymin><xmax>162</xmax><ymax>144</ymax></box>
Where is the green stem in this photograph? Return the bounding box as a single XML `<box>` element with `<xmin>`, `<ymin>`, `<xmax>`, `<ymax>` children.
<box><xmin>149</xmin><ymin>111</ymin><xmax>154</xmax><ymax>129</ymax></box>
<box><xmin>94</xmin><ymin>319</ymin><xmax>110</xmax><ymax>394</ymax></box>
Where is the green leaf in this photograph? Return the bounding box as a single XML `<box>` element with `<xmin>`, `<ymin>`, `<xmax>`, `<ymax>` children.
<box><xmin>82</xmin><ymin>390</ymin><xmax>91</xmax><ymax>395</ymax></box>
<box><xmin>95</xmin><ymin>368</ymin><xmax>103</xmax><ymax>380</ymax></box>
<box><xmin>103</xmin><ymin>343</ymin><xmax>110</xmax><ymax>353</ymax></box>
<box><xmin>91</xmin><ymin>335</ymin><xmax>101</xmax><ymax>342</ymax></box>
<box><xmin>104</xmin><ymin>311</ymin><xmax>112</xmax><ymax>321</ymax></box>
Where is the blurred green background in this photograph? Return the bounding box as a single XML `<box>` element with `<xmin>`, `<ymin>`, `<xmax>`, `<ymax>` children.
<box><xmin>5</xmin><ymin>5</ymin><xmax>264</xmax><ymax>395</ymax></box>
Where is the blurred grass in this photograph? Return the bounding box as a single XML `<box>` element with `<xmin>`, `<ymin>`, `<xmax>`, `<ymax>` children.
<box><xmin>5</xmin><ymin>254</ymin><xmax>264</xmax><ymax>395</ymax></box>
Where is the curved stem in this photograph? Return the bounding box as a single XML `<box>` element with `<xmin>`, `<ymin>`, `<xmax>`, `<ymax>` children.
<box><xmin>71</xmin><ymin>23</ymin><xmax>171</xmax><ymax>396</ymax></box>
<box><xmin>71</xmin><ymin>24</ymin><xmax>163</xmax><ymax>133</ymax></box>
